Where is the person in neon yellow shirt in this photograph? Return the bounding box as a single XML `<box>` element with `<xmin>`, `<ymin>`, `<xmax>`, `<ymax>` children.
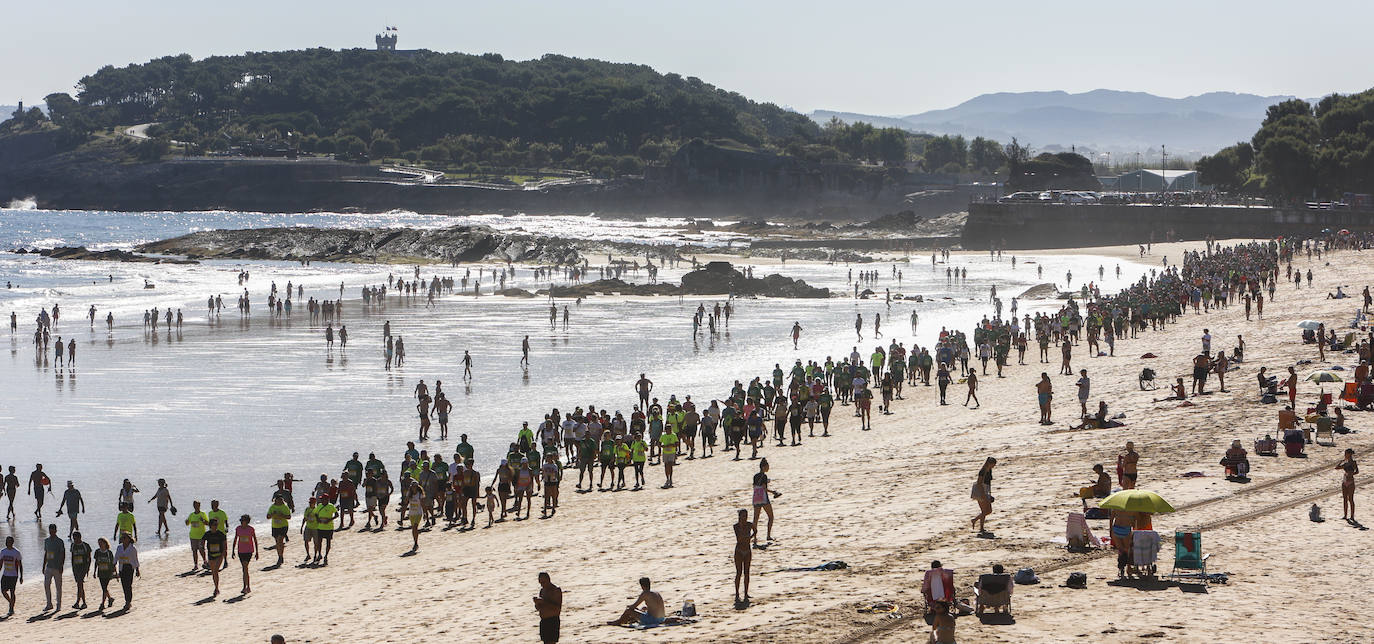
<box><xmin>313</xmin><ymin>497</ymin><xmax>336</xmax><ymax>566</ymax></box>
<box><xmin>630</xmin><ymin>432</ymin><xmax>648</xmax><ymax>491</ymax></box>
<box><xmin>659</xmin><ymin>428</ymin><xmax>679</xmax><ymax>489</ymax></box>
<box><xmin>184</xmin><ymin>500</ymin><xmax>208</xmax><ymax>572</ymax></box>
<box><xmin>300</xmin><ymin>498</ymin><xmax>318</xmax><ymax>564</ymax></box>
<box><xmin>266</xmin><ymin>495</ymin><xmax>291</xmax><ymax>567</ymax></box>
<box><xmin>113</xmin><ymin>502</ymin><xmax>137</xmax><ymax>543</ymax></box>
<box><xmin>206</xmin><ymin>500</ymin><xmax>229</xmax><ymax>551</ymax></box>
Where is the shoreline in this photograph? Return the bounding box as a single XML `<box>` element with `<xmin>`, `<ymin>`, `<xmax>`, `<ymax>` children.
<box><xmin>4</xmin><ymin>239</ymin><xmax>1373</xmax><ymax>642</ymax></box>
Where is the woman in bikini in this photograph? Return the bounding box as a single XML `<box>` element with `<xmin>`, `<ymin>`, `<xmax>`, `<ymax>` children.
<box><xmin>1337</xmin><ymin>449</ymin><xmax>1358</xmax><ymax>521</ymax></box>
<box><xmin>971</xmin><ymin>457</ymin><xmax>996</xmax><ymax>534</ymax></box>
<box><xmin>751</xmin><ymin>459</ymin><xmax>779</xmax><ymax>547</ymax></box>
<box><xmin>733</xmin><ymin>509</ymin><xmax>754</xmax><ymax>605</ymax></box>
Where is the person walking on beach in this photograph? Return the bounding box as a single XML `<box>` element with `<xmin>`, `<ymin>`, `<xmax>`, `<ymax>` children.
<box><xmin>69</xmin><ymin>531</ymin><xmax>91</xmax><ymax>610</ymax></box>
<box><xmin>1036</xmin><ymin>373</ymin><xmax>1054</xmax><ymax>425</ymax></box>
<box><xmin>267</xmin><ymin>494</ymin><xmax>290</xmax><ymax>566</ymax></box>
<box><xmin>462</xmin><ymin>350</ymin><xmax>473</xmax><ymax>379</ymax></box>
<box><xmin>734</xmin><ymin>509</ymin><xmax>755</xmax><ymax>606</ymax></box>
<box><xmin>204</xmin><ymin>518</ymin><xmax>227</xmax><ymax>597</ymax></box>
<box><xmin>29</xmin><ymin>464</ymin><xmax>51</xmax><ymax>519</ymax></box>
<box><xmin>93</xmin><ymin>537</ymin><xmax>114</xmax><ymax>609</ymax></box>
<box><xmin>114</xmin><ymin>532</ymin><xmax>138</xmax><ymax>610</ymax></box>
<box><xmin>232</xmin><ymin>514</ymin><xmax>258</xmax><ymax>595</ymax></box>
<box><xmin>790</xmin><ymin>322</ymin><xmax>803</xmax><ymax>349</ymax></box>
<box><xmin>184</xmin><ymin>500</ymin><xmax>208</xmax><ymax>571</ymax></box>
<box><xmin>751</xmin><ymin>459</ymin><xmax>778</xmax><ymax>546</ymax></box>
<box><xmin>533</xmin><ymin>572</ymin><xmax>563</xmax><ymax>644</ymax></box>
<box><xmin>41</xmin><ymin>523</ymin><xmax>63</xmax><ymax>612</ymax></box>
<box><xmin>1</xmin><ymin>536</ymin><xmax>22</xmax><ymax>616</ymax></box>
<box><xmin>406</xmin><ymin>482</ymin><xmax>424</xmax><ymax>552</ymax></box>
<box><xmin>971</xmin><ymin>457</ymin><xmax>996</xmax><ymax>535</ymax></box>
<box><xmin>1337</xmin><ymin>448</ymin><xmax>1358</xmax><ymax>522</ymax></box>
<box><xmin>56</xmin><ymin>480</ymin><xmax>84</xmax><ymax>535</ymax></box>
<box><xmin>855</xmin><ymin>313</ymin><xmax>863</xmax><ymax>341</ymax></box>
<box><xmin>1286</xmin><ymin>366</ymin><xmax>1298</xmax><ymax>408</ymax></box>
<box><xmin>964</xmin><ymin>371</ymin><xmax>979</xmax><ymax>408</ymax></box>
<box><xmin>147</xmin><ymin>479</ymin><xmax>173</xmax><ymax>537</ymax></box>
<box><xmin>521</xmin><ymin>335</ymin><xmax>531</xmax><ymax>368</ymax></box>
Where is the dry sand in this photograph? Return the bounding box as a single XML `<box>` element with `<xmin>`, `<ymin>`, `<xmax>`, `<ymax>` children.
<box><xmin>7</xmin><ymin>239</ymin><xmax>1373</xmax><ymax>643</ymax></box>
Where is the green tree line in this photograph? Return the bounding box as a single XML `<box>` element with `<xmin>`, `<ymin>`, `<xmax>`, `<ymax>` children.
<box><xmin>1197</xmin><ymin>90</ymin><xmax>1374</xmax><ymax>200</ymax></box>
<box><xmin>14</xmin><ymin>47</ymin><xmax>1008</xmax><ymax>176</ymax></box>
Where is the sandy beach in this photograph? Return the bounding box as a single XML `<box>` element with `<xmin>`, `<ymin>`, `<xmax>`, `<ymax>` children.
<box><xmin>5</xmin><ymin>238</ymin><xmax>1372</xmax><ymax>643</ymax></box>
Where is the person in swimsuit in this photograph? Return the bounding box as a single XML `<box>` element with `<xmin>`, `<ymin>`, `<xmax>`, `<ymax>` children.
<box><xmin>733</xmin><ymin>509</ymin><xmax>755</xmax><ymax>605</ymax></box>
<box><xmin>1120</xmin><ymin>442</ymin><xmax>1139</xmax><ymax>490</ymax></box>
<box><xmin>751</xmin><ymin>459</ymin><xmax>779</xmax><ymax>546</ymax></box>
<box><xmin>971</xmin><ymin>457</ymin><xmax>996</xmax><ymax>535</ymax></box>
<box><xmin>533</xmin><ymin>572</ymin><xmax>563</xmax><ymax>644</ymax></box>
<box><xmin>432</xmin><ymin>394</ymin><xmax>452</xmax><ymax>441</ymax></box>
<box><xmin>1337</xmin><ymin>448</ymin><xmax>1359</xmax><ymax>521</ymax></box>
<box><xmin>608</xmin><ymin>577</ymin><xmax>667</xmax><ymax>626</ymax></box>
<box><xmin>405</xmin><ymin>482</ymin><xmax>426</xmax><ymax>551</ymax></box>
<box><xmin>1036</xmin><ymin>373</ymin><xmax>1054</xmax><ymax>424</ymax></box>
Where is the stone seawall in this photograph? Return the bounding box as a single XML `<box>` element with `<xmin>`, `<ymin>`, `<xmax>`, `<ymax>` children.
<box><xmin>962</xmin><ymin>202</ymin><xmax>1374</xmax><ymax>249</ymax></box>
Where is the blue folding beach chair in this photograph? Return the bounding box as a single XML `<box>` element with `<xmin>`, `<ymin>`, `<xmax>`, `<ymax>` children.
<box><xmin>1168</xmin><ymin>530</ymin><xmax>1210</xmax><ymax>580</ymax></box>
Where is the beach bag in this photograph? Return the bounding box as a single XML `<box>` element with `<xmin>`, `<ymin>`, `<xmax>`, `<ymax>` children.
<box><xmin>1014</xmin><ymin>568</ymin><xmax>1040</xmax><ymax>585</ymax></box>
<box><xmin>1084</xmin><ymin>507</ymin><xmax>1109</xmax><ymax>520</ymax></box>
<box><xmin>1065</xmin><ymin>572</ymin><xmax>1088</xmax><ymax>589</ymax></box>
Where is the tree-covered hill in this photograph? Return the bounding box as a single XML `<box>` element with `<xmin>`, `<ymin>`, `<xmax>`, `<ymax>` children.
<box><xmin>35</xmin><ymin>49</ymin><xmax>834</xmax><ymax>172</ymax></box>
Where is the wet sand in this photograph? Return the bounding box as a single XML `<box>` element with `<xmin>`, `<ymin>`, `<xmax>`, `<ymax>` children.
<box><xmin>5</xmin><ymin>239</ymin><xmax>1371</xmax><ymax>643</ymax></box>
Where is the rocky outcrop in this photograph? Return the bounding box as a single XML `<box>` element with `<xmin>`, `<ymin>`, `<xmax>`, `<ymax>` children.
<box><xmin>680</xmin><ymin>261</ymin><xmax>829</xmax><ymax>298</ymax></box>
<box><xmin>136</xmin><ymin>225</ymin><xmax>584</xmax><ymax>265</ymax></box>
<box><xmin>539</xmin><ymin>279</ymin><xmax>678</xmax><ymax>297</ymax></box>
<box><xmin>19</xmin><ymin>246</ymin><xmax>199</xmax><ymax>264</ymax></box>
<box><xmin>1019</xmin><ymin>283</ymin><xmax>1061</xmax><ymax>299</ymax></box>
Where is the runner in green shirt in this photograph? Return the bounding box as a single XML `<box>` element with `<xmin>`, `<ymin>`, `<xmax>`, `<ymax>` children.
<box><xmin>266</xmin><ymin>496</ymin><xmax>291</xmax><ymax>566</ymax></box>
<box><xmin>660</xmin><ymin>429</ymin><xmax>679</xmax><ymax>489</ymax></box>
<box><xmin>630</xmin><ymin>433</ymin><xmax>648</xmax><ymax>490</ymax></box>
<box><xmin>185</xmin><ymin>500</ymin><xmax>208</xmax><ymax>572</ymax></box>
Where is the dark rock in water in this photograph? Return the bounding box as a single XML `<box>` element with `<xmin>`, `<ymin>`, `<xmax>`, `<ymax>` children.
<box><xmin>36</xmin><ymin>246</ymin><xmax>199</xmax><ymax>264</ymax></box>
<box><xmin>540</xmin><ymin>279</ymin><xmax>678</xmax><ymax>298</ymax></box>
<box><xmin>1019</xmin><ymin>283</ymin><xmax>1060</xmax><ymax>299</ymax></box>
<box><xmin>496</xmin><ymin>288</ymin><xmax>536</xmax><ymax>298</ymax></box>
<box><xmin>680</xmin><ymin>261</ymin><xmax>829</xmax><ymax>298</ymax></box>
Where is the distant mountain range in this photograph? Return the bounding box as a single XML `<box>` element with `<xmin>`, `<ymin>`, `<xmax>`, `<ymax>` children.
<box><xmin>812</xmin><ymin>89</ymin><xmax>1296</xmax><ymax>160</ymax></box>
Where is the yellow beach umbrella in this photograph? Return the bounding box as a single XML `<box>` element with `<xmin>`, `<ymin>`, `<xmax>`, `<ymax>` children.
<box><xmin>1098</xmin><ymin>489</ymin><xmax>1176</xmax><ymax>514</ymax></box>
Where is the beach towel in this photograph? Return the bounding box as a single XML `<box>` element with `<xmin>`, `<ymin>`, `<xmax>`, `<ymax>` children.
<box><xmin>1066</xmin><ymin>512</ymin><xmax>1103</xmax><ymax>548</ymax></box>
<box><xmin>619</xmin><ymin>616</ymin><xmax>699</xmax><ymax>630</ymax></box>
<box><xmin>779</xmin><ymin>560</ymin><xmax>848</xmax><ymax>572</ymax></box>
<box><xmin>1132</xmin><ymin>530</ymin><xmax>1161</xmax><ymax>566</ymax></box>
<box><xmin>923</xmin><ymin>568</ymin><xmax>955</xmax><ymax>603</ymax></box>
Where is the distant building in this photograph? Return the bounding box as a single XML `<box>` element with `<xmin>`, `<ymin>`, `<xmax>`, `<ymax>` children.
<box><xmin>376</xmin><ymin>27</ymin><xmax>398</xmax><ymax>51</ymax></box>
<box><xmin>1112</xmin><ymin>169</ymin><xmax>1200</xmax><ymax>192</ymax></box>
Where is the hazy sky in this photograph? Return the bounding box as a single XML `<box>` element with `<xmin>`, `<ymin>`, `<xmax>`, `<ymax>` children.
<box><xmin>5</xmin><ymin>0</ymin><xmax>1372</xmax><ymax>114</ymax></box>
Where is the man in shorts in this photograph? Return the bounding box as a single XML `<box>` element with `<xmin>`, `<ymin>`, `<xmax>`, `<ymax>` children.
<box><xmin>185</xmin><ymin>500</ymin><xmax>208</xmax><ymax>571</ymax></box>
<box><xmin>1</xmin><ymin>536</ymin><xmax>21</xmax><ymax>616</ymax></box>
<box><xmin>541</xmin><ymin>454</ymin><xmax>561</xmax><ymax>518</ymax></box>
<box><xmin>299</xmin><ymin>497</ymin><xmax>318</xmax><ymax>563</ymax></box>
<box><xmin>660</xmin><ymin>425</ymin><xmax>679</xmax><ymax>489</ymax></box>
<box><xmin>266</xmin><ymin>495</ymin><xmax>291</xmax><ymax>566</ymax></box>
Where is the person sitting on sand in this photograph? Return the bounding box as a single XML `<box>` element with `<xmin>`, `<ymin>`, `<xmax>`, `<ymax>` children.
<box><xmin>1070</xmin><ymin>401</ymin><xmax>1109</xmax><ymax>430</ymax></box>
<box><xmin>1154</xmin><ymin>377</ymin><xmax>1187</xmax><ymax>402</ymax></box>
<box><xmin>1078</xmin><ymin>464</ymin><xmax>1112</xmax><ymax>507</ymax></box>
<box><xmin>1222</xmin><ymin>440</ymin><xmax>1250</xmax><ymax>479</ymax></box>
<box><xmin>608</xmin><ymin>577</ymin><xmax>667</xmax><ymax>627</ymax></box>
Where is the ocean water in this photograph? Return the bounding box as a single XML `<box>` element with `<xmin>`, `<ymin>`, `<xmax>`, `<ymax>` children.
<box><xmin>0</xmin><ymin>208</ymin><xmax>1149</xmax><ymax>556</ymax></box>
